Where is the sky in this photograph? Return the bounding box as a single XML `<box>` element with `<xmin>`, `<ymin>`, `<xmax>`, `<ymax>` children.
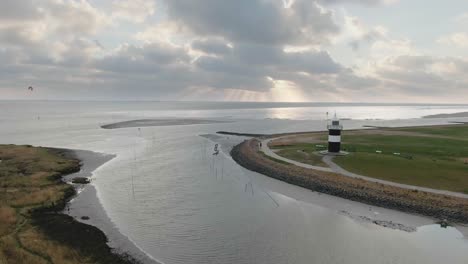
<box><xmin>0</xmin><ymin>0</ymin><xmax>467</xmax><ymax>103</ymax></box>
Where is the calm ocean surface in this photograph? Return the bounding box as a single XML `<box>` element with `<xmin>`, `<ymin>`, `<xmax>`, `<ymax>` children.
<box><xmin>2</xmin><ymin>101</ymin><xmax>468</xmax><ymax>264</ymax></box>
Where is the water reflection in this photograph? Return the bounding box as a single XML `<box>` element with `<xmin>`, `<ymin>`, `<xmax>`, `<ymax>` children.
<box><xmin>2</xmin><ymin>101</ymin><xmax>468</xmax><ymax>264</ymax></box>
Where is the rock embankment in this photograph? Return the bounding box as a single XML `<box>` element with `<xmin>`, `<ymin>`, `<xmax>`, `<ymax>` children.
<box><xmin>231</xmin><ymin>139</ymin><xmax>468</xmax><ymax>224</ymax></box>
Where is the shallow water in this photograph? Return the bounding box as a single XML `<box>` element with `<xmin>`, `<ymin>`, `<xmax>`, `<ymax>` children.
<box><xmin>1</xmin><ymin>101</ymin><xmax>468</xmax><ymax>264</ymax></box>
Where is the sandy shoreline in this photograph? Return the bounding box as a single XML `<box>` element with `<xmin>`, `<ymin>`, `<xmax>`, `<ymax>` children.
<box><xmin>101</xmin><ymin>118</ymin><xmax>231</xmax><ymax>129</ymax></box>
<box><xmin>424</xmin><ymin>111</ymin><xmax>468</xmax><ymax>118</ymax></box>
<box><xmin>64</xmin><ymin>149</ymin><xmax>159</xmax><ymax>264</ymax></box>
<box><xmin>231</xmin><ymin>138</ymin><xmax>468</xmax><ymax>224</ymax></box>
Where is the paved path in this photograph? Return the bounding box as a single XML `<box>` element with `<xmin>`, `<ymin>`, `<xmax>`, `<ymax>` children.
<box><xmin>260</xmin><ymin>137</ymin><xmax>468</xmax><ymax>199</ymax></box>
<box><xmin>260</xmin><ymin>138</ymin><xmax>333</xmax><ymax>173</ymax></box>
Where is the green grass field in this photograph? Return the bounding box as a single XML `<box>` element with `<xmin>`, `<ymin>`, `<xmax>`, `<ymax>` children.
<box><xmin>335</xmin><ymin>125</ymin><xmax>468</xmax><ymax>193</ymax></box>
<box><xmin>271</xmin><ymin>143</ymin><xmax>328</xmax><ymax>167</ymax></box>
<box><xmin>272</xmin><ymin>125</ymin><xmax>468</xmax><ymax>193</ymax></box>
<box><xmin>395</xmin><ymin>124</ymin><xmax>468</xmax><ymax>138</ymax></box>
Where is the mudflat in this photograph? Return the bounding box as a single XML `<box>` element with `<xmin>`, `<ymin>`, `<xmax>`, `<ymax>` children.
<box><xmin>424</xmin><ymin>112</ymin><xmax>468</xmax><ymax>118</ymax></box>
<box><xmin>101</xmin><ymin>119</ymin><xmax>231</xmax><ymax>129</ymax></box>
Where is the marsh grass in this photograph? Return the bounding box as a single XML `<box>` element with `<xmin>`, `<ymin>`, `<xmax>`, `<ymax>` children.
<box><xmin>0</xmin><ymin>144</ymin><xmax>138</xmax><ymax>264</ymax></box>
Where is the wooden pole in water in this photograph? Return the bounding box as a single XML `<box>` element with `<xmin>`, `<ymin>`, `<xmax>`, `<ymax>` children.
<box><xmin>132</xmin><ymin>147</ymin><xmax>137</xmax><ymax>200</ymax></box>
<box><xmin>221</xmin><ymin>159</ymin><xmax>224</xmax><ymax>179</ymax></box>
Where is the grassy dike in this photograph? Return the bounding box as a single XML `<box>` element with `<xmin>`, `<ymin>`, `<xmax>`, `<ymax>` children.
<box><xmin>0</xmin><ymin>144</ymin><xmax>138</xmax><ymax>264</ymax></box>
<box><xmin>270</xmin><ymin>124</ymin><xmax>468</xmax><ymax>194</ymax></box>
<box><xmin>231</xmin><ymin>139</ymin><xmax>468</xmax><ymax>224</ymax></box>
<box><xmin>334</xmin><ymin>127</ymin><xmax>468</xmax><ymax>194</ymax></box>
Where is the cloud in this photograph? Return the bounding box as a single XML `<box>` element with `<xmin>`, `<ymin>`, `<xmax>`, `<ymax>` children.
<box><xmin>111</xmin><ymin>0</ymin><xmax>156</xmax><ymax>23</ymax></box>
<box><xmin>95</xmin><ymin>42</ymin><xmax>190</xmax><ymax>73</ymax></box>
<box><xmin>164</xmin><ymin>0</ymin><xmax>339</xmax><ymax>45</ymax></box>
<box><xmin>192</xmin><ymin>42</ymin><xmax>343</xmax><ymax>93</ymax></box>
<box><xmin>87</xmin><ymin>38</ymin><xmax>344</xmax><ymax>96</ymax></box>
<box><xmin>374</xmin><ymin>55</ymin><xmax>468</xmax><ymax>96</ymax></box>
<box><xmin>0</xmin><ymin>0</ymin><xmax>109</xmax><ymax>53</ymax></box>
<box><xmin>455</xmin><ymin>12</ymin><xmax>468</xmax><ymax>25</ymax></box>
<box><xmin>437</xmin><ymin>32</ymin><xmax>468</xmax><ymax>48</ymax></box>
<box><xmin>0</xmin><ymin>0</ymin><xmax>376</xmax><ymax>101</ymax></box>
<box><xmin>45</xmin><ymin>0</ymin><xmax>109</xmax><ymax>35</ymax></box>
<box><xmin>340</xmin><ymin>16</ymin><xmax>387</xmax><ymax>51</ymax></box>
<box><xmin>0</xmin><ymin>0</ymin><xmax>466</xmax><ymax>103</ymax></box>
<box><xmin>0</xmin><ymin>0</ymin><xmax>42</xmax><ymax>22</ymax></box>
<box><xmin>335</xmin><ymin>69</ymin><xmax>381</xmax><ymax>89</ymax></box>
<box><xmin>191</xmin><ymin>39</ymin><xmax>232</xmax><ymax>55</ymax></box>
<box><xmin>317</xmin><ymin>0</ymin><xmax>399</xmax><ymax>5</ymax></box>
<box><xmin>134</xmin><ymin>21</ymin><xmax>186</xmax><ymax>44</ymax></box>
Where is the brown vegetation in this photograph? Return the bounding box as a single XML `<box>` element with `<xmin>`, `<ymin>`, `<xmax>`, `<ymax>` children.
<box><xmin>0</xmin><ymin>144</ymin><xmax>138</xmax><ymax>264</ymax></box>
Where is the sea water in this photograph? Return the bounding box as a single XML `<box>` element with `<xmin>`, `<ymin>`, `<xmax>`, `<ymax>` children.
<box><xmin>1</xmin><ymin>101</ymin><xmax>468</xmax><ymax>264</ymax></box>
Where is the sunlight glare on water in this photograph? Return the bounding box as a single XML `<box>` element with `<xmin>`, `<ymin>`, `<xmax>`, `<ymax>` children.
<box><xmin>1</xmin><ymin>101</ymin><xmax>468</xmax><ymax>264</ymax></box>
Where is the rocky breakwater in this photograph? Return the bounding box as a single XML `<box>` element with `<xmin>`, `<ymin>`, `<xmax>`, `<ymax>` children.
<box><xmin>231</xmin><ymin>139</ymin><xmax>468</xmax><ymax>224</ymax></box>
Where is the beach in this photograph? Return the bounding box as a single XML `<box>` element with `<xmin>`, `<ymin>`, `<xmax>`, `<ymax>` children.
<box><xmin>0</xmin><ymin>145</ymin><xmax>150</xmax><ymax>264</ymax></box>
<box><xmin>65</xmin><ymin>149</ymin><xmax>158</xmax><ymax>264</ymax></box>
<box><xmin>424</xmin><ymin>112</ymin><xmax>468</xmax><ymax>118</ymax></box>
<box><xmin>101</xmin><ymin>119</ymin><xmax>230</xmax><ymax>129</ymax></box>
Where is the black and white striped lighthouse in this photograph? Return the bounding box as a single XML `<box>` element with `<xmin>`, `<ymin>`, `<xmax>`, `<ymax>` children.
<box><xmin>327</xmin><ymin>114</ymin><xmax>343</xmax><ymax>153</ymax></box>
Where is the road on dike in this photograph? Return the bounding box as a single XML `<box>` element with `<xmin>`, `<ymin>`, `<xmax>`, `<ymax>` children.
<box><xmin>259</xmin><ymin>137</ymin><xmax>468</xmax><ymax>200</ymax></box>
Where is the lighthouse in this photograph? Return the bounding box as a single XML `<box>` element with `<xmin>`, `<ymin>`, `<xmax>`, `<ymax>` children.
<box><xmin>327</xmin><ymin>114</ymin><xmax>343</xmax><ymax>153</ymax></box>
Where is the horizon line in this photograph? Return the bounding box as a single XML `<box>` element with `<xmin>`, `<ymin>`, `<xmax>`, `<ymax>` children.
<box><xmin>0</xmin><ymin>99</ymin><xmax>467</xmax><ymax>106</ymax></box>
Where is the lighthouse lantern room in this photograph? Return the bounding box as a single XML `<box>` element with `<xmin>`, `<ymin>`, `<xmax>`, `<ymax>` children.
<box><xmin>327</xmin><ymin>114</ymin><xmax>343</xmax><ymax>153</ymax></box>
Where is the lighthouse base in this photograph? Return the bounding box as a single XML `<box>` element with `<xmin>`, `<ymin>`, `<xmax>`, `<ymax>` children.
<box><xmin>319</xmin><ymin>150</ymin><xmax>349</xmax><ymax>156</ymax></box>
